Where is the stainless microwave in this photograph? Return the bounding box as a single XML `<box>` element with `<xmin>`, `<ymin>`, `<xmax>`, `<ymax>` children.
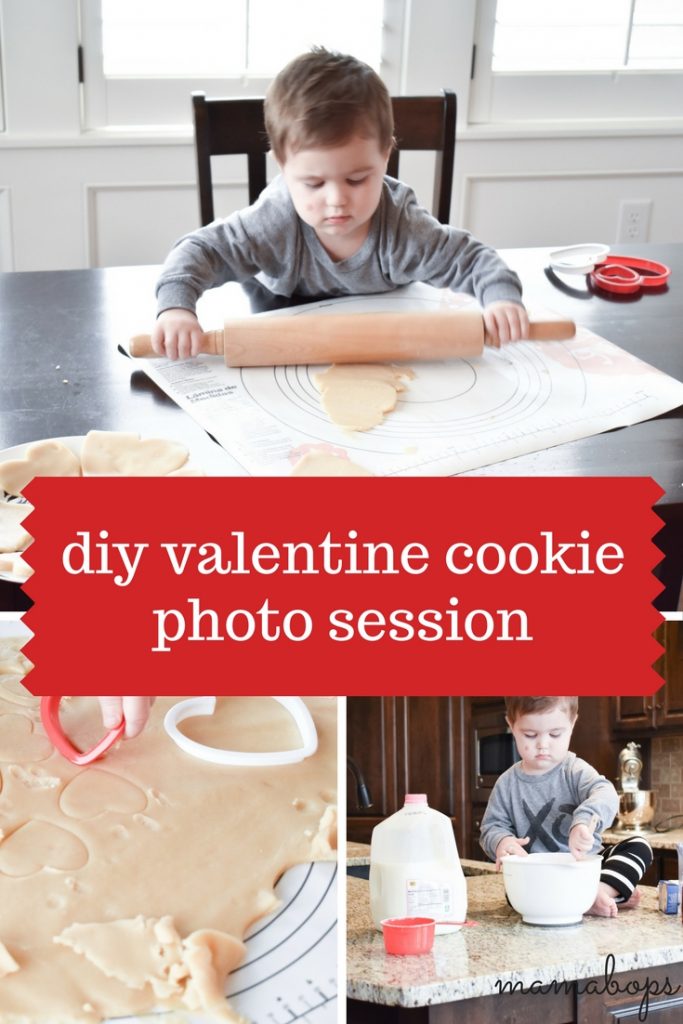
<box><xmin>472</xmin><ymin>709</ymin><xmax>520</xmax><ymax>801</ymax></box>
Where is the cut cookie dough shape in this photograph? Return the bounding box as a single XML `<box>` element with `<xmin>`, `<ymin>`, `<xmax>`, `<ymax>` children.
<box><xmin>314</xmin><ymin>363</ymin><xmax>415</xmax><ymax>431</ymax></box>
<box><xmin>0</xmin><ymin>819</ymin><xmax>89</xmax><ymax>876</ymax></box>
<box><xmin>0</xmin><ymin>500</ymin><xmax>33</xmax><ymax>553</ymax></box>
<box><xmin>59</xmin><ymin>769</ymin><xmax>148</xmax><ymax>820</ymax></box>
<box><xmin>81</xmin><ymin>431</ymin><xmax>189</xmax><ymax>476</ymax></box>
<box><xmin>0</xmin><ymin>440</ymin><xmax>80</xmax><ymax>497</ymax></box>
<box><xmin>291</xmin><ymin>451</ymin><xmax>373</xmax><ymax>476</ymax></box>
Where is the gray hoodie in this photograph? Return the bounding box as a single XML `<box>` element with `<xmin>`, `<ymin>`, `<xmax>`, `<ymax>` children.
<box><xmin>156</xmin><ymin>174</ymin><xmax>523</xmax><ymax>315</ymax></box>
<box><xmin>479</xmin><ymin>753</ymin><xmax>619</xmax><ymax>861</ymax></box>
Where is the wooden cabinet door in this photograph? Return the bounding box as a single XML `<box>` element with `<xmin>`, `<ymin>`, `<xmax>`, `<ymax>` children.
<box><xmin>611</xmin><ymin>694</ymin><xmax>655</xmax><ymax>732</ymax></box>
<box><xmin>347</xmin><ymin>697</ymin><xmax>397</xmax><ymax>843</ymax></box>
<box><xmin>656</xmin><ymin>621</ymin><xmax>683</xmax><ymax>728</ymax></box>
<box><xmin>347</xmin><ymin>697</ymin><xmax>467</xmax><ymax>849</ymax></box>
<box><xmin>577</xmin><ymin>962</ymin><xmax>683</xmax><ymax>1023</ymax></box>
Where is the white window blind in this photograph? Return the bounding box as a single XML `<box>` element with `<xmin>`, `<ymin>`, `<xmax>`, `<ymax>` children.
<box><xmin>80</xmin><ymin>0</ymin><xmax>402</xmax><ymax>130</ymax></box>
<box><xmin>0</xmin><ymin>31</ymin><xmax>5</xmax><ymax>132</ymax></box>
<box><xmin>470</xmin><ymin>0</ymin><xmax>683</xmax><ymax>125</ymax></box>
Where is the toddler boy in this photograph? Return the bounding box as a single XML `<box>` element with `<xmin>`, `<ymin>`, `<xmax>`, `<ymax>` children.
<box><xmin>479</xmin><ymin>696</ymin><xmax>653</xmax><ymax>917</ymax></box>
<box><xmin>153</xmin><ymin>47</ymin><xmax>529</xmax><ymax>360</ymax></box>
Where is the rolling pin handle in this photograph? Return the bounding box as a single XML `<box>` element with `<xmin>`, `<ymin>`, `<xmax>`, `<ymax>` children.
<box><xmin>526</xmin><ymin>318</ymin><xmax>576</xmax><ymax>342</ymax></box>
<box><xmin>482</xmin><ymin>318</ymin><xmax>575</xmax><ymax>349</ymax></box>
<box><xmin>128</xmin><ymin>329</ymin><xmax>224</xmax><ymax>358</ymax></box>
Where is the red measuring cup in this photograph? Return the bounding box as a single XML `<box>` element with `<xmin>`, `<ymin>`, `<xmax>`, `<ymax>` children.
<box><xmin>381</xmin><ymin>916</ymin><xmax>477</xmax><ymax>955</ymax></box>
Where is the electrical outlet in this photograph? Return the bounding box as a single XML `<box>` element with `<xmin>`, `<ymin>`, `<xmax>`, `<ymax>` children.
<box><xmin>616</xmin><ymin>199</ymin><xmax>652</xmax><ymax>243</ymax></box>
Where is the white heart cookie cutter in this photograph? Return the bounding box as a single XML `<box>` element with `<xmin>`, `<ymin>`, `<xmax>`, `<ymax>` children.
<box><xmin>163</xmin><ymin>696</ymin><xmax>318</xmax><ymax>766</ymax></box>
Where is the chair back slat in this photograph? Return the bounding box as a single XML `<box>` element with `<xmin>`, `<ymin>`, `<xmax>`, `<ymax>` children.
<box><xmin>193</xmin><ymin>89</ymin><xmax>456</xmax><ymax>226</ymax></box>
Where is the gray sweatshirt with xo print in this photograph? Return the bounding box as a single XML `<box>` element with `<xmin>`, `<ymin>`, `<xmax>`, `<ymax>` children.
<box><xmin>479</xmin><ymin>752</ymin><xmax>619</xmax><ymax>861</ymax></box>
<box><xmin>155</xmin><ymin>174</ymin><xmax>523</xmax><ymax>315</ymax></box>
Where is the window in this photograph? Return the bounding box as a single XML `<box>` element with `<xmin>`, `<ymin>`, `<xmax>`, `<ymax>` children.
<box><xmin>79</xmin><ymin>0</ymin><xmax>405</xmax><ymax>129</ymax></box>
<box><xmin>469</xmin><ymin>0</ymin><xmax>683</xmax><ymax>124</ymax></box>
<box><xmin>0</xmin><ymin>29</ymin><xmax>5</xmax><ymax>133</ymax></box>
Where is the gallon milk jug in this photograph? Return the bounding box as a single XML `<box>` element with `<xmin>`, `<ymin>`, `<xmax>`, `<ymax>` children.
<box><xmin>369</xmin><ymin>793</ymin><xmax>467</xmax><ymax>934</ymax></box>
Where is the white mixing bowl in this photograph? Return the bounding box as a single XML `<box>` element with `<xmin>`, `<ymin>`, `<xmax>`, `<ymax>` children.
<box><xmin>502</xmin><ymin>852</ymin><xmax>602</xmax><ymax>926</ymax></box>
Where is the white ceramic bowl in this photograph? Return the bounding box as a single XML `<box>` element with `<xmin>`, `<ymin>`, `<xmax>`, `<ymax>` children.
<box><xmin>502</xmin><ymin>852</ymin><xmax>601</xmax><ymax>926</ymax></box>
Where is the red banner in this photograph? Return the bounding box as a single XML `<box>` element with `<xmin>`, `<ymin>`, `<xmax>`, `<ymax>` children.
<box><xmin>21</xmin><ymin>476</ymin><xmax>663</xmax><ymax>694</ymax></box>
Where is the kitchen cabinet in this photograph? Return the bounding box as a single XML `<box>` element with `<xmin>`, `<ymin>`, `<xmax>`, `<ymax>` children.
<box><xmin>612</xmin><ymin>622</ymin><xmax>683</xmax><ymax>733</ymax></box>
<box><xmin>349</xmin><ymin>963</ymin><xmax>683</xmax><ymax>1023</ymax></box>
<box><xmin>347</xmin><ymin>873</ymin><xmax>683</xmax><ymax>1024</ymax></box>
<box><xmin>346</xmin><ymin>697</ymin><xmax>467</xmax><ymax>853</ymax></box>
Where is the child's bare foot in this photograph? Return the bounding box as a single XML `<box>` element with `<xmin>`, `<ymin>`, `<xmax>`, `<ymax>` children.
<box><xmin>618</xmin><ymin>888</ymin><xmax>642</xmax><ymax>910</ymax></box>
<box><xmin>586</xmin><ymin>882</ymin><xmax>619</xmax><ymax>917</ymax></box>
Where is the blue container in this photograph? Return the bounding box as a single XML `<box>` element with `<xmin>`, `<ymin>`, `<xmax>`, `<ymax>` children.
<box><xmin>658</xmin><ymin>880</ymin><xmax>679</xmax><ymax>914</ymax></box>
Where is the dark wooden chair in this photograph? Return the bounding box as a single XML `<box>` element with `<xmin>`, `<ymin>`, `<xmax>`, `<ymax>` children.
<box><xmin>192</xmin><ymin>88</ymin><xmax>456</xmax><ymax>226</ymax></box>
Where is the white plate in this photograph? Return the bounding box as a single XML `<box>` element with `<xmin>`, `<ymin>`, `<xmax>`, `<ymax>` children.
<box><xmin>0</xmin><ymin>434</ymin><xmax>199</xmax><ymax>584</ymax></box>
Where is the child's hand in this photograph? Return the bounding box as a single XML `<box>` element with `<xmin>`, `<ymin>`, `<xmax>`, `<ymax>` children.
<box><xmin>98</xmin><ymin>697</ymin><xmax>155</xmax><ymax>739</ymax></box>
<box><xmin>495</xmin><ymin>835</ymin><xmax>530</xmax><ymax>870</ymax></box>
<box><xmin>151</xmin><ymin>309</ymin><xmax>204</xmax><ymax>360</ymax></box>
<box><xmin>483</xmin><ymin>301</ymin><xmax>530</xmax><ymax>348</ymax></box>
<box><xmin>568</xmin><ymin>822</ymin><xmax>595</xmax><ymax>859</ymax></box>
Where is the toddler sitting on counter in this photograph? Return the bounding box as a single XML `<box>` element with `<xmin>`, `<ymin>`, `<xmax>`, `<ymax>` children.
<box><xmin>479</xmin><ymin>695</ymin><xmax>653</xmax><ymax>917</ymax></box>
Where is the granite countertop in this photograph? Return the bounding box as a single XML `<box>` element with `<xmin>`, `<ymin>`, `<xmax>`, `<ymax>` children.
<box><xmin>347</xmin><ymin>873</ymin><xmax>683</xmax><ymax>1007</ymax></box>
<box><xmin>603</xmin><ymin>827</ymin><xmax>683</xmax><ymax>851</ymax></box>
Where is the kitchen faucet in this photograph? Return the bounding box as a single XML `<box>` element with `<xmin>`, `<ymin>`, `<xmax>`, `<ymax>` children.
<box><xmin>347</xmin><ymin>756</ymin><xmax>373</xmax><ymax>809</ymax></box>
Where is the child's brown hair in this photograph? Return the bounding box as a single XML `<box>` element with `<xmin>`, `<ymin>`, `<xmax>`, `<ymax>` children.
<box><xmin>264</xmin><ymin>47</ymin><xmax>394</xmax><ymax>162</ymax></box>
<box><xmin>505</xmin><ymin>696</ymin><xmax>579</xmax><ymax>723</ymax></box>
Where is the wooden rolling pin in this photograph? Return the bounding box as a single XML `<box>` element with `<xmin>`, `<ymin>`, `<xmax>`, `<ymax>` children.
<box><xmin>129</xmin><ymin>309</ymin><xmax>575</xmax><ymax>367</ymax></box>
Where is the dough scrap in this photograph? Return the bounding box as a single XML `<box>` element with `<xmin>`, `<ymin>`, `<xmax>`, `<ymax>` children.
<box><xmin>80</xmin><ymin>431</ymin><xmax>189</xmax><ymax>477</ymax></box>
<box><xmin>314</xmin><ymin>363</ymin><xmax>415</xmax><ymax>431</ymax></box>
<box><xmin>56</xmin><ymin>916</ymin><xmax>246</xmax><ymax>1019</ymax></box>
<box><xmin>0</xmin><ymin>440</ymin><xmax>81</xmax><ymax>497</ymax></box>
<box><xmin>291</xmin><ymin>451</ymin><xmax>373</xmax><ymax>476</ymax></box>
<box><xmin>0</xmin><ymin>500</ymin><xmax>33</xmax><ymax>553</ymax></box>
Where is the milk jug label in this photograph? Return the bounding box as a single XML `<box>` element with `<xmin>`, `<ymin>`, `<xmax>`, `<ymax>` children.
<box><xmin>406</xmin><ymin>879</ymin><xmax>452</xmax><ymax>916</ymax></box>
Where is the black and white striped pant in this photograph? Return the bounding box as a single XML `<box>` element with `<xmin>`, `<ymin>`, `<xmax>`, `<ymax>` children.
<box><xmin>600</xmin><ymin>836</ymin><xmax>653</xmax><ymax>901</ymax></box>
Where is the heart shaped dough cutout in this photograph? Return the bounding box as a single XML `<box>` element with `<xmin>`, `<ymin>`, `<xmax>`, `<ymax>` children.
<box><xmin>164</xmin><ymin>696</ymin><xmax>318</xmax><ymax>765</ymax></box>
<box><xmin>81</xmin><ymin>430</ymin><xmax>189</xmax><ymax>476</ymax></box>
<box><xmin>59</xmin><ymin>768</ymin><xmax>148</xmax><ymax>819</ymax></box>
<box><xmin>0</xmin><ymin>440</ymin><xmax>80</xmax><ymax>497</ymax></box>
<box><xmin>0</xmin><ymin>819</ymin><xmax>89</xmax><ymax>876</ymax></box>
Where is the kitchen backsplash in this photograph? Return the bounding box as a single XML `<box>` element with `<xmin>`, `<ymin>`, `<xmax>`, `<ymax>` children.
<box><xmin>651</xmin><ymin>735</ymin><xmax>683</xmax><ymax>823</ymax></box>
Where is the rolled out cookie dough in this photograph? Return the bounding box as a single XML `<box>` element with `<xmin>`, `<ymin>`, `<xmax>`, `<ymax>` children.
<box><xmin>291</xmin><ymin>451</ymin><xmax>373</xmax><ymax>476</ymax></box>
<box><xmin>0</xmin><ymin>440</ymin><xmax>81</xmax><ymax>497</ymax></box>
<box><xmin>314</xmin><ymin>363</ymin><xmax>415</xmax><ymax>431</ymax></box>
<box><xmin>0</xmin><ymin>688</ymin><xmax>336</xmax><ymax>1024</ymax></box>
<box><xmin>80</xmin><ymin>430</ymin><xmax>189</xmax><ymax>476</ymax></box>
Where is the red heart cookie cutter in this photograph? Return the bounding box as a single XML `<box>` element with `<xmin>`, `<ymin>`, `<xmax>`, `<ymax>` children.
<box><xmin>40</xmin><ymin>696</ymin><xmax>125</xmax><ymax>765</ymax></box>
